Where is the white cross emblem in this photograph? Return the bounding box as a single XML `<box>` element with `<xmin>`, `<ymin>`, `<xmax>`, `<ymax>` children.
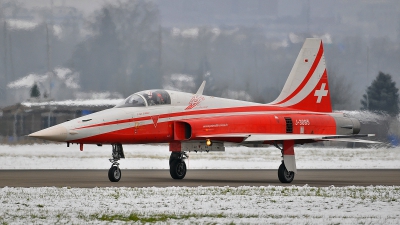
<box><xmin>314</xmin><ymin>83</ymin><xmax>328</xmax><ymax>103</ymax></box>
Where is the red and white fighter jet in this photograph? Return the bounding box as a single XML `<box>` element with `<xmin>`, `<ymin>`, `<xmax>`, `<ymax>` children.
<box><xmin>29</xmin><ymin>38</ymin><xmax>376</xmax><ymax>183</ymax></box>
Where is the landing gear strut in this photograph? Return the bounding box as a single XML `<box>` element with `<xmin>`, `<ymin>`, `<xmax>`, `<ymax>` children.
<box><xmin>274</xmin><ymin>141</ymin><xmax>295</xmax><ymax>183</ymax></box>
<box><xmin>108</xmin><ymin>144</ymin><xmax>125</xmax><ymax>182</ymax></box>
<box><xmin>169</xmin><ymin>152</ymin><xmax>188</xmax><ymax>179</ymax></box>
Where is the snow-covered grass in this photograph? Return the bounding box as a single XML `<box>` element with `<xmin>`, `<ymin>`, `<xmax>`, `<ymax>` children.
<box><xmin>0</xmin><ymin>186</ymin><xmax>399</xmax><ymax>224</ymax></box>
<box><xmin>1</xmin><ymin>143</ymin><xmax>399</xmax><ymax>169</ymax></box>
<box><xmin>1</xmin><ymin>144</ymin><xmax>400</xmax><ymax>224</ymax></box>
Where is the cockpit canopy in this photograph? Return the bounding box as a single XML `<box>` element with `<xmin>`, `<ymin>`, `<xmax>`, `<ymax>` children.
<box><xmin>115</xmin><ymin>90</ymin><xmax>171</xmax><ymax>108</ymax></box>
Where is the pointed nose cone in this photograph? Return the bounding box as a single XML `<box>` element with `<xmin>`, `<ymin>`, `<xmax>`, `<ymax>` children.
<box><xmin>28</xmin><ymin>125</ymin><xmax>68</xmax><ymax>142</ymax></box>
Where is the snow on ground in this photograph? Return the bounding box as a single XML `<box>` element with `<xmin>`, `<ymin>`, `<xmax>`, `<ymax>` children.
<box><xmin>1</xmin><ymin>144</ymin><xmax>400</xmax><ymax>224</ymax></box>
<box><xmin>0</xmin><ymin>186</ymin><xmax>399</xmax><ymax>224</ymax></box>
<box><xmin>0</xmin><ymin>144</ymin><xmax>399</xmax><ymax>169</ymax></box>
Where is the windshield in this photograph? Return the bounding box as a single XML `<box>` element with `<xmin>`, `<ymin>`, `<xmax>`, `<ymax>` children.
<box><xmin>114</xmin><ymin>94</ymin><xmax>146</xmax><ymax>108</ymax></box>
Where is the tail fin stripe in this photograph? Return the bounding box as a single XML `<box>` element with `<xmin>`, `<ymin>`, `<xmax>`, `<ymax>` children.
<box><xmin>273</xmin><ymin>41</ymin><xmax>323</xmax><ymax>105</ymax></box>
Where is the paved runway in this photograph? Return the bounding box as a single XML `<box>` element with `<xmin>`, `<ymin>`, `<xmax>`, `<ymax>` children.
<box><xmin>1</xmin><ymin>169</ymin><xmax>400</xmax><ymax>187</ymax></box>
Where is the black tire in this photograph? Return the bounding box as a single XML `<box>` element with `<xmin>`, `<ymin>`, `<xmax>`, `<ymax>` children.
<box><xmin>108</xmin><ymin>166</ymin><xmax>121</xmax><ymax>182</ymax></box>
<box><xmin>278</xmin><ymin>163</ymin><xmax>294</xmax><ymax>183</ymax></box>
<box><xmin>170</xmin><ymin>160</ymin><xmax>187</xmax><ymax>179</ymax></box>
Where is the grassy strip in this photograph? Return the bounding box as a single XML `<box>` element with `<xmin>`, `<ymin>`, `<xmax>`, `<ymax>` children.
<box><xmin>93</xmin><ymin>212</ymin><xmax>256</xmax><ymax>223</ymax></box>
<box><xmin>94</xmin><ymin>213</ymin><xmax>326</xmax><ymax>223</ymax></box>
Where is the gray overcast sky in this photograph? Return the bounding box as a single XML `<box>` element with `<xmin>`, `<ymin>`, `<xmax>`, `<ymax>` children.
<box><xmin>10</xmin><ymin>0</ymin><xmax>332</xmax><ymax>22</ymax></box>
<box><xmin>13</xmin><ymin>0</ymin><xmax>119</xmax><ymax>15</ymax></box>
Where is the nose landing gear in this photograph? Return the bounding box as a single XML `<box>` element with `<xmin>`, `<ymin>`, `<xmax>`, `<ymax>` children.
<box><xmin>108</xmin><ymin>144</ymin><xmax>125</xmax><ymax>182</ymax></box>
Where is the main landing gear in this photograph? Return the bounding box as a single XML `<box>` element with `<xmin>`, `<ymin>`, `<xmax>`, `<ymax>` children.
<box><xmin>278</xmin><ymin>162</ymin><xmax>294</xmax><ymax>183</ymax></box>
<box><xmin>169</xmin><ymin>152</ymin><xmax>188</xmax><ymax>179</ymax></box>
<box><xmin>108</xmin><ymin>144</ymin><xmax>125</xmax><ymax>182</ymax></box>
<box><xmin>274</xmin><ymin>141</ymin><xmax>296</xmax><ymax>183</ymax></box>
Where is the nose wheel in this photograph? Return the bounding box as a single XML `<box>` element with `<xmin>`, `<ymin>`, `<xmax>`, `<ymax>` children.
<box><xmin>108</xmin><ymin>144</ymin><xmax>124</xmax><ymax>182</ymax></box>
<box><xmin>108</xmin><ymin>164</ymin><xmax>121</xmax><ymax>182</ymax></box>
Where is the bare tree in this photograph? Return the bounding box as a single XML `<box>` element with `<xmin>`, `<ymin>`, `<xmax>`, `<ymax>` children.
<box><xmin>328</xmin><ymin>67</ymin><xmax>354</xmax><ymax>110</ymax></box>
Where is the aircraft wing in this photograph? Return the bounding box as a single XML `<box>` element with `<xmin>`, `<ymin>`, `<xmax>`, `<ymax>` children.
<box><xmin>321</xmin><ymin>137</ymin><xmax>380</xmax><ymax>144</ymax></box>
<box><xmin>198</xmin><ymin>133</ymin><xmax>380</xmax><ymax>144</ymax></box>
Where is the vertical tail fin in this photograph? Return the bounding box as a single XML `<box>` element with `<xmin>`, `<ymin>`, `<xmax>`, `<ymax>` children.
<box><xmin>270</xmin><ymin>38</ymin><xmax>332</xmax><ymax>112</ymax></box>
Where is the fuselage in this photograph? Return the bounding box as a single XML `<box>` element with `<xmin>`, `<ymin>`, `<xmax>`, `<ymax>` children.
<box><xmin>31</xmin><ymin>89</ymin><xmax>360</xmax><ymax>145</ymax></box>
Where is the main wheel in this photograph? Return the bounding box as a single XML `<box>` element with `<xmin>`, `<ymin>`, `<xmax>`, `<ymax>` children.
<box><xmin>170</xmin><ymin>160</ymin><xmax>187</xmax><ymax>179</ymax></box>
<box><xmin>108</xmin><ymin>166</ymin><xmax>121</xmax><ymax>182</ymax></box>
<box><xmin>278</xmin><ymin>163</ymin><xmax>294</xmax><ymax>183</ymax></box>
